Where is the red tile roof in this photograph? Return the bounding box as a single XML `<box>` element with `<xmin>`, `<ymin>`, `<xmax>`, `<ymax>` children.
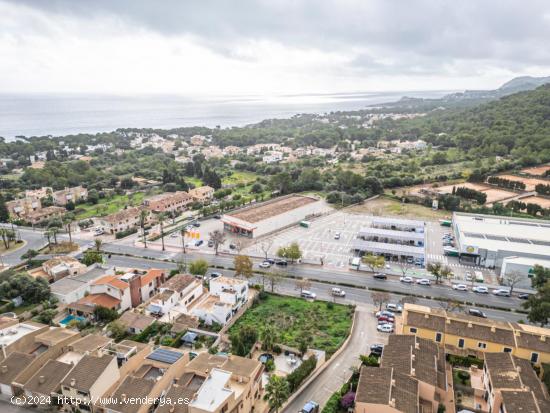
<box><xmin>77</xmin><ymin>293</ymin><xmax>121</xmax><ymax>309</ymax></box>
<box><xmin>93</xmin><ymin>275</ymin><xmax>129</xmax><ymax>290</ymax></box>
<box><xmin>140</xmin><ymin>269</ymin><xmax>165</xmax><ymax>287</ymax></box>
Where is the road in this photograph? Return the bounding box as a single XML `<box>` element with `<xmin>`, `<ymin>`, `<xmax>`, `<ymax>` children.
<box><xmin>0</xmin><ymin>227</ymin><xmax>47</xmax><ymax>266</ymax></box>
<box><xmin>282</xmin><ymin>306</ymin><xmax>375</xmax><ymax>413</ymax></box>
<box><xmin>102</xmin><ymin>255</ymin><xmax>527</xmax><ymax>323</ymax></box>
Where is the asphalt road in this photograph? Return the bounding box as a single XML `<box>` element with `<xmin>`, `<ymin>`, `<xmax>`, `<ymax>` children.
<box><xmin>0</xmin><ymin>227</ymin><xmax>47</xmax><ymax>265</ymax></box>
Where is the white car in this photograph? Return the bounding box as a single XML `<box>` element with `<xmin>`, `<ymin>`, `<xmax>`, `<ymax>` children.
<box><xmin>334</xmin><ymin>232</ymin><xmax>341</xmax><ymax>240</ymax></box>
<box><xmin>400</xmin><ymin>276</ymin><xmax>413</xmax><ymax>283</ymax></box>
<box><xmin>453</xmin><ymin>284</ymin><xmax>468</xmax><ymax>291</ymax></box>
<box><xmin>472</xmin><ymin>286</ymin><xmax>489</xmax><ymax>294</ymax></box>
<box><xmin>377</xmin><ymin>323</ymin><xmax>394</xmax><ymax>333</ymax></box>
<box><xmin>386</xmin><ymin>303</ymin><xmax>403</xmax><ymax>313</ymax></box>
<box><xmin>170</xmin><ymin>232</ymin><xmax>179</xmax><ymax>238</ymax></box>
<box><xmin>331</xmin><ymin>288</ymin><xmax>346</xmax><ymax>297</ymax></box>
<box><xmin>492</xmin><ymin>289</ymin><xmax>511</xmax><ymax>297</ymax></box>
<box><xmin>259</xmin><ymin>261</ymin><xmax>271</xmax><ymax>268</ymax></box>
<box><xmin>376</xmin><ymin>310</ymin><xmax>395</xmax><ymax>318</ymax></box>
<box><xmin>301</xmin><ymin>291</ymin><xmax>317</xmax><ymax>300</ymax></box>
<box><xmin>416</xmin><ymin>278</ymin><xmax>431</xmax><ymax>286</ymax></box>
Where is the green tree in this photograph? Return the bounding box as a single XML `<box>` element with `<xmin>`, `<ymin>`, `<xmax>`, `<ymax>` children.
<box><xmin>82</xmin><ymin>250</ymin><xmax>103</xmax><ymax>266</ymax></box>
<box><xmin>189</xmin><ymin>259</ymin><xmax>209</xmax><ymax>277</ymax></box>
<box><xmin>234</xmin><ymin>255</ymin><xmax>253</xmax><ymax>279</ymax></box>
<box><xmin>158</xmin><ymin>213</ymin><xmax>166</xmax><ymax>251</ymax></box>
<box><xmin>0</xmin><ymin>194</ymin><xmax>9</xmax><ymax>222</ymax></box>
<box><xmin>362</xmin><ymin>254</ymin><xmax>385</xmax><ymax>272</ymax></box>
<box><xmin>94</xmin><ymin>238</ymin><xmax>103</xmax><ymax>252</ymax></box>
<box><xmin>427</xmin><ymin>262</ymin><xmax>452</xmax><ymax>284</ymax></box>
<box><xmin>360</xmin><ymin>354</ymin><xmax>380</xmax><ymax>366</ymax></box>
<box><xmin>531</xmin><ymin>265</ymin><xmax>550</xmax><ymax>290</ymax></box>
<box><xmin>230</xmin><ymin>325</ymin><xmax>258</xmax><ymax>356</ymax></box>
<box><xmin>107</xmin><ymin>321</ymin><xmax>127</xmax><ymax>341</ymax></box>
<box><xmin>263</xmin><ymin>375</ymin><xmax>290</xmax><ymax>413</ymax></box>
<box><xmin>93</xmin><ymin>306</ymin><xmax>119</xmax><ymax>323</ymax></box>
<box><xmin>209</xmin><ymin>230</ymin><xmax>226</xmax><ymax>255</ymax></box>
<box><xmin>260</xmin><ymin>324</ymin><xmax>277</xmax><ymax>351</ymax></box>
<box><xmin>524</xmin><ymin>280</ymin><xmax>550</xmax><ymax>326</ymax></box>
<box><xmin>140</xmin><ymin>209</ymin><xmax>149</xmax><ymax>248</ymax></box>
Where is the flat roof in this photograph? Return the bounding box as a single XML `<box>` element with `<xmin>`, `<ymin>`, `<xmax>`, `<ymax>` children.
<box><xmin>454</xmin><ymin>212</ymin><xmax>550</xmax><ymax>256</ymax></box>
<box><xmin>0</xmin><ymin>322</ymin><xmax>41</xmax><ymax>346</ymax></box>
<box><xmin>224</xmin><ymin>195</ymin><xmax>317</xmax><ymax>224</ymax></box>
<box><xmin>352</xmin><ymin>239</ymin><xmax>425</xmax><ymax>258</ymax></box>
<box><xmin>358</xmin><ymin>227</ymin><xmax>425</xmax><ymax>240</ymax></box>
<box><xmin>190</xmin><ymin>368</ymin><xmax>233</xmax><ymax>412</ymax></box>
<box><xmin>371</xmin><ymin>216</ymin><xmax>425</xmax><ymax>227</ymax></box>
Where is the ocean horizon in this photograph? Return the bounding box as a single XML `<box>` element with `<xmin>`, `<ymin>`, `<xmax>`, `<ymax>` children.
<box><xmin>0</xmin><ymin>90</ymin><xmax>453</xmax><ymax>140</ymax></box>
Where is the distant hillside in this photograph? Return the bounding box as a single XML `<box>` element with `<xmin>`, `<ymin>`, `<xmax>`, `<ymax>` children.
<box><xmin>375</xmin><ymin>75</ymin><xmax>550</xmax><ymax>111</ymax></box>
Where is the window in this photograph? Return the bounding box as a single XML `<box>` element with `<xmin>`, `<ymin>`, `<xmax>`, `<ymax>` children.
<box><xmin>503</xmin><ymin>347</ymin><xmax>512</xmax><ymax>353</ymax></box>
<box><xmin>458</xmin><ymin>338</ymin><xmax>465</xmax><ymax>348</ymax></box>
<box><xmin>435</xmin><ymin>332</ymin><xmax>442</xmax><ymax>343</ymax></box>
<box><xmin>478</xmin><ymin>342</ymin><xmax>487</xmax><ymax>349</ymax></box>
<box><xmin>531</xmin><ymin>353</ymin><xmax>539</xmax><ymax>363</ymax></box>
<box><xmin>409</xmin><ymin>327</ymin><xmax>417</xmax><ymax>334</ymax></box>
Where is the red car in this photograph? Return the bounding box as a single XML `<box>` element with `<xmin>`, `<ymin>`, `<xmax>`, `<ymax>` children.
<box><xmin>377</xmin><ymin>315</ymin><xmax>395</xmax><ymax>323</ymax></box>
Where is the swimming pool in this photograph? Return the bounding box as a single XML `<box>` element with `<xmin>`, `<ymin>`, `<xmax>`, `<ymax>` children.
<box><xmin>59</xmin><ymin>315</ymin><xmax>86</xmax><ymax>326</ymax></box>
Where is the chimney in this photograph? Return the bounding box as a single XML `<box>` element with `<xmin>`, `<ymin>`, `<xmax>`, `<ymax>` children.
<box><xmin>39</xmin><ymin>376</ymin><xmax>45</xmax><ymax>384</ymax></box>
<box><xmin>389</xmin><ymin>398</ymin><xmax>396</xmax><ymax>408</ymax></box>
<box><xmin>121</xmin><ymin>393</ymin><xmax>127</xmax><ymax>401</ymax></box>
<box><xmin>468</xmin><ymin>322</ymin><xmax>473</xmax><ymax>328</ymax></box>
<box><xmin>491</xmin><ymin>326</ymin><xmax>496</xmax><ymax>333</ymax></box>
<box><xmin>541</xmin><ymin>336</ymin><xmax>546</xmax><ymax>342</ymax></box>
<box><xmin>70</xmin><ymin>378</ymin><xmax>76</xmax><ymax>387</ymax></box>
<box><xmin>424</xmin><ymin>314</ymin><xmax>429</xmax><ymax>319</ymax></box>
<box><xmin>1</xmin><ymin>365</ymin><xmax>7</xmax><ymax>374</ymax></box>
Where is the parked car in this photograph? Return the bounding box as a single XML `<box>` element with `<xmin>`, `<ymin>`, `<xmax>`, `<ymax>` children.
<box><xmin>370</xmin><ymin>344</ymin><xmax>384</xmax><ymax>356</ymax></box>
<box><xmin>265</xmin><ymin>258</ymin><xmax>276</xmax><ymax>265</ymax></box>
<box><xmin>377</xmin><ymin>316</ymin><xmax>395</xmax><ymax>324</ymax></box>
<box><xmin>376</xmin><ymin>310</ymin><xmax>395</xmax><ymax>318</ymax></box>
<box><xmin>518</xmin><ymin>293</ymin><xmax>531</xmax><ymax>300</ymax></box>
<box><xmin>373</xmin><ymin>273</ymin><xmax>387</xmax><ymax>280</ymax></box>
<box><xmin>213</xmin><ymin>214</ymin><xmax>221</xmax><ymax>219</ymax></box>
<box><xmin>377</xmin><ymin>323</ymin><xmax>394</xmax><ymax>333</ymax></box>
<box><xmin>465</xmin><ymin>271</ymin><xmax>473</xmax><ymax>281</ymax></box>
<box><xmin>229</xmin><ymin>243</ymin><xmax>237</xmax><ymax>250</ymax></box>
<box><xmin>452</xmin><ymin>284</ymin><xmax>468</xmax><ymax>291</ymax></box>
<box><xmin>259</xmin><ymin>261</ymin><xmax>271</xmax><ymax>268</ymax></box>
<box><xmin>195</xmin><ymin>240</ymin><xmax>204</xmax><ymax>247</ymax></box>
<box><xmin>207</xmin><ymin>240</ymin><xmax>214</xmax><ymax>247</ymax></box>
<box><xmin>208</xmin><ymin>272</ymin><xmax>222</xmax><ymax>279</ymax></box>
<box><xmin>406</xmin><ymin>257</ymin><xmax>414</xmax><ymax>264</ymax></box>
<box><xmin>334</xmin><ymin>232</ymin><xmax>341</xmax><ymax>240</ymax></box>
<box><xmin>331</xmin><ymin>287</ymin><xmax>346</xmax><ymax>297</ymax></box>
<box><xmin>301</xmin><ymin>401</ymin><xmax>319</xmax><ymax>413</ymax></box>
<box><xmin>492</xmin><ymin>289</ymin><xmax>511</xmax><ymax>297</ymax></box>
<box><xmin>386</xmin><ymin>303</ymin><xmax>403</xmax><ymax>313</ymax></box>
<box><xmin>400</xmin><ymin>276</ymin><xmax>413</xmax><ymax>283</ymax></box>
<box><xmin>170</xmin><ymin>232</ymin><xmax>179</xmax><ymax>238</ymax></box>
<box><xmin>472</xmin><ymin>286</ymin><xmax>489</xmax><ymax>294</ymax></box>
<box><xmin>300</xmin><ymin>290</ymin><xmax>317</xmax><ymax>300</ymax></box>
<box><xmin>275</xmin><ymin>259</ymin><xmax>288</xmax><ymax>266</ymax></box>
<box><xmin>468</xmin><ymin>308</ymin><xmax>487</xmax><ymax>318</ymax></box>
<box><xmin>416</xmin><ymin>278</ymin><xmax>431</xmax><ymax>286</ymax></box>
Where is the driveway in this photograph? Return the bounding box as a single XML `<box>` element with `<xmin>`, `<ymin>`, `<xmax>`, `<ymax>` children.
<box><xmin>282</xmin><ymin>305</ymin><xmax>387</xmax><ymax>412</ymax></box>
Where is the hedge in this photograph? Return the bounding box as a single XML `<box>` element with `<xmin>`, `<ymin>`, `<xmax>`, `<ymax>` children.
<box><xmin>115</xmin><ymin>227</ymin><xmax>138</xmax><ymax>239</ymax></box>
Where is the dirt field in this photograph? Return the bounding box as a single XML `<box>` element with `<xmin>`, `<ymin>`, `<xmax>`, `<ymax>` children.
<box><xmin>520</xmin><ymin>196</ymin><xmax>550</xmax><ymax>208</ymax></box>
<box><xmin>521</xmin><ymin>164</ymin><xmax>550</xmax><ymax>177</ymax></box>
<box><xmin>497</xmin><ymin>174</ymin><xmax>549</xmax><ymax>191</ymax></box>
<box><xmin>227</xmin><ymin>194</ymin><xmax>316</xmax><ymax>223</ymax></box>
<box><xmin>347</xmin><ymin>196</ymin><xmax>449</xmax><ymax>221</ymax></box>
<box><xmin>434</xmin><ymin>183</ymin><xmax>517</xmax><ymax>204</ymax></box>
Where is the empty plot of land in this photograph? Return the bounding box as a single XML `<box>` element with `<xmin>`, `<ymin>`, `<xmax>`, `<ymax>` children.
<box><xmin>497</xmin><ymin>175</ymin><xmax>549</xmax><ymax>191</ymax></box>
<box><xmin>520</xmin><ymin>196</ymin><xmax>550</xmax><ymax>208</ymax></box>
<box><xmin>436</xmin><ymin>183</ymin><xmax>517</xmax><ymax>204</ymax></box>
<box><xmin>436</xmin><ymin>182</ymin><xmax>488</xmax><ymax>193</ymax></box>
<box><xmin>227</xmin><ymin>195</ymin><xmax>316</xmax><ymax>223</ymax></box>
<box><xmin>521</xmin><ymin>164</ymin><xmax>550</xmax><ymax>177</ymax></box>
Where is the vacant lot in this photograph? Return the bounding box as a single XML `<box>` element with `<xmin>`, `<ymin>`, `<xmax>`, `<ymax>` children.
<box><xmin>348</xmin><ymin>196</ymin><xmax>449</xmax><ymax>221</ymax></box>
<box><xmin>230</xmin><ymin>294</ymin><xmax>353</xmax><ymax>355</ymax></box>
<box><xmin>227</xmin><ymin>195</ymin><xmax>317</xmax><ymax>223</ymax></box>
<box><xmin>75</xmin><ymin>192</ymin><xmax>147</xmax><ymax>219</ymax></box>
<box><xmin>434</xmin><ymin>183</ymin><xmax>517</xmax><ymax>204</ymax></box>
<box><xmin>520</xmin><ymin>196</ymin><xmax>550</xmax><ymax>209</ymax></box>
<box><xmin>497</xmin><ymin>175</ymin><xmax>549</xmax><ymax>191</ymax></box>
<box><xmin>521</xmin><ymin>164</ymin><xmax>550</xmax><ymax>177</ymax></box>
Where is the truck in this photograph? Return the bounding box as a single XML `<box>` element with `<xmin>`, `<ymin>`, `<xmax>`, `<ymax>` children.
<box><xmin>474</xmin><ymin>271</ymin><xmax>484</xmax><ymax>282</ymax></box>
<box><xmin>299</xmin><ymin>220</ymin><xmax>311</xmax><ymax>228</ymax></box>
<box><xmin>443</xmin><ymin>246</ymin><xmax>459</xmax><ymax>257</ymax></box>
<box><xmin>439</xmin><ymin>219</ymin><xmax>452</xmax><ymax>227</ymax></box>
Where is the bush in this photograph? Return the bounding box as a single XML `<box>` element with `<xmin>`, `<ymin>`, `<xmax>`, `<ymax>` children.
<box><xmin>448</xmin><ymin>354</ymin><xmax>483</xmax><ymax>368</ymax></box>
<box><xmin>286</xmin><ymin>356</ymin><xmax>317</xmax><ymax>392</ymax></box>
<box><xmin>273</xmin><ymin>344</ymin><xmax>282</xmax><ymax>355</ymax></box>
<box><xmin>265</xmin><ymin>358</ymin><xmax>275</xmax><ymax>372</ymax></box>
<box><xmin>115</xmin><ymin>227</ymin><xmax>138</xmax><ymax>239</ymax></box>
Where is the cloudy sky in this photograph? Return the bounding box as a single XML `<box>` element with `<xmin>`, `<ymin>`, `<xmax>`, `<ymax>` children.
<box><xmin>1</xmin><ymin>0</ymin><xmax>550</xmax><ymax>96</ymax></box>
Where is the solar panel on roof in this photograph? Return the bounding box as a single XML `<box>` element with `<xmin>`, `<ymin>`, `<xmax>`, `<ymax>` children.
<box><xmin>146</xmin><ymin>348</ymin><xmax>183</xmax><ymax>364</ymax></box>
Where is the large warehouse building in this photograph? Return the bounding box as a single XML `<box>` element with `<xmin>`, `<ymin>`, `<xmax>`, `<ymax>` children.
<box><xmin>221</xmin><ymin>194</ymin><xmax>330</xmax><ymax>238</ymax></box>
<box><xmin>453</xmin><ymin>212</ymin><xmax>550</xmax><ymax>285</ymax></box>
<box><xmin>352</xmin><ymin>217</ymin><xmax>426</xmax><ymax>264</ymax></box>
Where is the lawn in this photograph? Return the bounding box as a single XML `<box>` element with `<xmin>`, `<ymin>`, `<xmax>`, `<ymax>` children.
<box><xmin>221</xmin><ymin>170</ymin><xmax>258</xmax><ymax>186</ymax></box>
<box><xmin>230</xmin><ymin>293</ymin><xmax>353</xmax><ymax>355</ymax></box>
<box><xmin>186</xmin><ymin>176</ymin><xmax>204</xmax><ymax>187</ymax></box>
<box><xmin>74</xmin><ymin>192</ymin><xmax>147</xmax><ymax>219</ymax></box>
<box><xmin>348</xmin><ymin>195</ymin><xmax>450</xmax><ymax>221</ymax></box>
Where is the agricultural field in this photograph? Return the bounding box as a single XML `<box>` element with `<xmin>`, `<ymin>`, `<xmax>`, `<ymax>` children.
<box><xmin>230</xmin><ymin>293</ymin><xmax>353</xmax><ymax>355</ymax></box>
<box><xmin>348</xmin><ymin>195</ymin><xmax>449</xmax><ymax>220</ymax></box>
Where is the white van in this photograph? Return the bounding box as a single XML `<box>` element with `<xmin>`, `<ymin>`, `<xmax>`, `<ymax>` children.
<box><xmin>331</xmin><ymin>287</ymin><xmax>346</xmax><ymax>297</ymax></box>
<box><xmin>474</xmin><ymin>271</ymin><xmax>484</xmax><ymax>282</ymax></box>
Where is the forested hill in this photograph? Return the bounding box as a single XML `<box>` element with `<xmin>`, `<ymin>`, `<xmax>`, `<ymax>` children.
<box><xmin>390</xmin><ymin>84</ymin><xmax>550</xmax><ymax>162</ymax></box>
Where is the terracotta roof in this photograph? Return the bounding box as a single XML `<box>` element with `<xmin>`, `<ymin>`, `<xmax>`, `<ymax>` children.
<box><xmin>76</xmin><ymin>293</ymin><xmax>121</xmax><ymax>310</ymax></box>
<box><xmin>484</xmin><ymin>353</ymin><xmax>522</xmax><ymax>389</ymax></box>
<box><xmin>24</xmin><ymin>359</ymin><xmax>73</xmax><ymax>395</ymax></box>
<box><xmin>140</xmin><ymin>269</ymin><xmax>165</xmax><ymax>287</ymax></box>
<box><xmin>222</xmin><ymin>355</ymin><xmax>262</xmax><ymax>378</ymax></box>
<box><xmin>102</xmin><ymin>206</ymin><xmax>142</xmax><ymax>223</ymax></box>
<box><xmin>161</xmin><ymin>274</ymin><xmax>197</xmax><ymax>293</ymax></box>
<box><xmin>118</xmin><ymin>312</ymin><xmax>155</xmax><ymax>331</ymax></box>
<box><xmin>393</xmin><ymin>373</ymin><xmax>420</xmax><ymax>413</ymax></box>
<box><xmin>501</xmin><ymin>390</ymin><xmax>541</xmax><ymax>413</ymax></box>
<box><xmin>512</xmin><ymin>329</ymin><xmax>550</xmax><ymax>353</ymax></box>
<box><xmin>62</xmin><ymin>354</ymin><xmax>115</xmax><ymax>392</ymax></box>
<box><xmin>155</xmin><ymin>385</ymin><xmax>195</xmax><ymax>413</ymax></box>
<box><xmin>356</xmin><ymin>366</ymin><xmax>392</xmax><ymax>405</ymax></box>
<box><xmin>406</xmin><ymin>310</ymin><xmax>447</xmax><ymax>332</ymax></box>
<box><xmin>515</xmin><ymin>358</ymin><xmax>550</xmax><ymax>411</ymax></box>
<box><xmin>93</xmin><ymin>275</ymin><xmax>129</xmax><ymax>290</ymax></box>
<box><xmin>446</xmin><ymin>319</ymin><xmax>516</xmax><ymax>346</ymax></box>
<box><xmin>0</xmin><ymin>352</ymin><xmax>35</xmax><ymax>384</ymax></box>
<box><xmin>69</xmin><ymin>334</ymin><xmax>111</xmax><ymax>353</ymax></box>
<box><xmin>104</xmin><ymin>376</ymin><xmax>156</xmax><ymax>413</ymax></box>
<box><xmin>185</xmin><ymin>353</ymin><xmax>227</xmax><ymax>375</ymax></box>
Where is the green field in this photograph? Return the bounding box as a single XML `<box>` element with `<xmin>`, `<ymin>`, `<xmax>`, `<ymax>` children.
<box><xmin>185</xmin><ymin>176</ymin><xmax>204</xmax><ymax>187</ymax></box>
<box><xmin>74</xmin><ymin>192</ymin><xmax>147</xmax><ymax>219</ymax></box>
<box><xmin>230</xmin><ymin>293</ymin><xmax>353</xmax><ymax>355</ymax></box>
<box><xmin>221</xmin><ymin>170</ymin><xmax>258</xmax><ymax>186</ymax></box>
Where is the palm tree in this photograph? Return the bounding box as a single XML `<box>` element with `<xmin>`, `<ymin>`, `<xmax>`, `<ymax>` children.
<box><xmin>139</xmin><ymin>210</ymin><xmax>148</xmax><ymax>248</ymax></box>
<box><xmin>264</xmin><ymin>375</ymin><xmax>290</xmax><ymax>413</ymax></box>
<box><xmin>64</xmin><ymin>214</ymin><xmax>74</xmax><ymax>243</ymax></box>
<box><xmin>94</xmin><ymin>238</ymin><xmax>102</xmax><ymax>253</ymax></box>
<box><xmin>43</xmin><ymin>230</ymin><xmax>53</xmax><ymax>250</ymax></box>
<box><xmin>158</xmin><ymin>213</ymin><xmax>166</xmax><ymax>251</ymax></box>
<box><xmin>260</xmin><ymin>325</ymin><xmax>277</xmax><ymax>351</ymax></box>
<box><xmin>180</xmin><ymin>228</ymin><xmax>187</xmax><ymax>254</ymax></box>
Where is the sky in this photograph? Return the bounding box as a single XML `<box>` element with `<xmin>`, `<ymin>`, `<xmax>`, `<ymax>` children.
<box><xmin>1</xmin><ymin>0</ymin><xmax>550</xmax><ymax>96</ymax></box>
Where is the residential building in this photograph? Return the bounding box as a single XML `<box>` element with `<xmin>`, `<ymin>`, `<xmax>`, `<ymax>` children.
<box><xmin>24</xmin><ymin>187</ymin><xmax>52</xmax><ymax>199</ymax></box>
<box><xmin>262</xmin><ymin>150</ymin><xmax>283</xmax><ymax>164</ymax></box>
<box><xmin>222</xmin><ymin>146</ymin><xmax>241</xmax><ymax>156</ymax></box>
<box><xmin>22</xmin><ymin>359</ymin><xmax>74</xmax><ymax>406</ymax></box>
<box><xmin>401</xmin><ymin>304</ymin><xmax>550</xmax><ymax>366</ymax></box>
<box><xmin>354</xmin><ymin>334</ymin><xmax>451</xmax><ymax>413</ymax></box>
<box><xmin>6</xmin><ymin>196</ymin><xmax>42</xmax><ymax>219</ymax></box>
<box><xmin>50</xmin><ymin>265</ymin><xmax>111</xmax><ymax>304</ymax></box>
<box><xmin>188</xmin><ymin>186</ymin><xmax>214</xmax><ymax>202</ymax></box>
<box><xmin>101</xmin><ymin>347</ymin><xmax>190</xmax><ymax>413</ymax></box>
<box><xmin>146</xmin><ymin>274</ymin><xmax>203</xmax><ymax>318</ymax></box>
<box><xmin>143</xmin><ymin>191</ymin><xmax>193</xmax><ymax>214</ymax></box>
<box><xmin>190</xmin><ymin>135</ymin><xmax>206</xmax><ymax>146</ymax></box>
<box><xmin>172</xmin><ymin>353</ymin><xmax>265</xmax><ymax>413</ymax></box>
<box><xmin>97</xmin><ymin>207</ymin><xmax>145</xmax><ymax>234</ymax></box>
<box><xmin>202</xmin><ymin>145</ymin><xmax>223</xmax><ymax>159</ymax></box>
<box><xmin>60</xmin><ymin>354</ymin><xmax>120</xmax><ymax>412</ymax></box>
<box><xmin>0</xmin><ymin>319</ymin><xmax>49</xmax><ymax>359</ymax></box>
<box><xmin>39</xmin><ymin>256</ymin><xmax>87</xmax><ymax>282</ymax></box>
<box><xmin>25</xmin><ymin>206</ymin><xmax>66</xmax><ymax>224</ymax></box>
<box><xmin>52</xmin><ymin>186</ymin><xmax>88</xmax><ymax>206</ymax></box>
<box><xmin>117</xmin><ymin>311</ymin><xmax>156</xmax><ymax>334</ymax></box>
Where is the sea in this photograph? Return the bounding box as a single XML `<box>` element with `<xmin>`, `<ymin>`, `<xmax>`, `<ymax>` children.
<box><xmin>0</xmin><ymin>90</ymin><xmax>453</xmax><ymax>140</ymax></box>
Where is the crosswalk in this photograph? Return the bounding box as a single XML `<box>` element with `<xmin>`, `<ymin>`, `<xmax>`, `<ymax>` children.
<box><xmin>425</xmin><ymin>253</ymin><xmax>487</xmax><ymax>270</ymax></box>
